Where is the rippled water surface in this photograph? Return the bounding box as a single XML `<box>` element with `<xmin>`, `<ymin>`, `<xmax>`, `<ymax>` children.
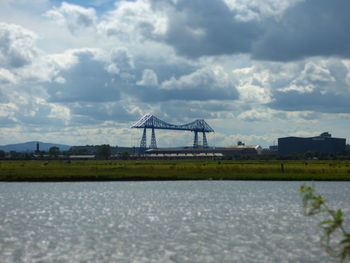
<box><xmin>0</xmin><ymin>181</ymin><xmax>349</xmax><ymax>263</ymax></box>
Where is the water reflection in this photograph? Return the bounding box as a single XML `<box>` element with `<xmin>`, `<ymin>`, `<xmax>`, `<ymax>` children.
<box><xmin>0</xmin><ymin>181</ymin><xmax>349</xmax><ymax>263</ymax></box>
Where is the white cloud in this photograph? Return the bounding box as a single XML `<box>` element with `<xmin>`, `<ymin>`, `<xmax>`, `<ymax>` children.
<box><xmin>237</xmin><ymin>109</ymin><xmax>272</xmax><ymax>122</ymax></box>
<box><xmin>160</xmin><ymin>67</ymin><xmax>238</xmax><ymax>101</ymax></box>
<box><xmin>0</xmin><ymin>22</ymin><xmax>38</xmax><ymax>69</ymax></box>
<box><xmin>223</xmin><ymin>0</ymin><xmax>302</xmax><ymax>21</ymax></box>
<box><xmin>98</xmin><ymin>0</ymin><xmax>168</xmax><ymax>40</ymax></box>
<box><xmin>45</xmin><ymin>2</ymin><xmax>97</xmax><ymax>33</ymax></box>
<box><xmin>230</xmin><ymin>57</ymin><xmax>350</xmax><ymax>114</ymax></box>
<box><xmin>278</xmin><ymin>61</ymin><xmax>336</xmax><ymax>94</ymax></box>
<box><xmin>137</xmin><ymin>69</ymin><xmax>159</xmax><ymax>86</ymax></box>
<box><xmin>0</xmin><ymin>68</ymin><xmax>16</xmax><ymax>84</ymax></box>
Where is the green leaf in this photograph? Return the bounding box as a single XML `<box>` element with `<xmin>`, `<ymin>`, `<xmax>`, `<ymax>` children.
<box><xmin>336</xmin><ymin>209</ymin><xmax>343</xmax><ymax>218</ymax></box>
<box><xmin>340</xmin><ymin>235</ymin><xmax>350</xmax><ymax>244</ymax></box>
<box><xmin>314</xmin><ymin>195</ymin><xmax>325</xmax><ymax>204</ymax></box>
<box><xmin>319</xmin><ymin>220</ymin><xmax>333</xmax><ymax>226</ymax></box>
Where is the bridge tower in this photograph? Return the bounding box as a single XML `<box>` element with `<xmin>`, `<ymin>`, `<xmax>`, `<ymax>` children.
<box><xmin>150</xmin><ymin>127</ymin><xmax>157</xmax><ymax>149</ymax></box>
<box><xmin>193</xmin><ymin>131</ymin><xmax>198</xmax><ymax>148</ymax></box>
<box><xmin>203</xmin><ymin>132</ymin><xmax>208</xmax><ymax>148</ymax></box>
<box><xmin>139</xmin><ymin>127</ymin><xmax>158</xmax><ymax>150</ymax></box>
<box><xmin>193</xmin><ymin>131</ymin><xmax>209</xmax><ymax>148</ymax></box>
<box><xmin>140</xmin><ymin>127</ymin><xmax>147</xmax><ymax>149</ymax></box>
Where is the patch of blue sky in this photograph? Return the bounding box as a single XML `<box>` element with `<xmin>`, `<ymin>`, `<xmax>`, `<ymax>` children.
<box><xmin>51</xmin><ymin>0</ymin><xmax>118</xmax><ymax>13</ymax></box>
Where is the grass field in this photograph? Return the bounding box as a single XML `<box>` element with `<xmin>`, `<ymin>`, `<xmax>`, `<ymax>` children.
<box><xmin>1</xmin><ymin>160</ymin><xmax>350</xmax><ymax>181</ymax></box>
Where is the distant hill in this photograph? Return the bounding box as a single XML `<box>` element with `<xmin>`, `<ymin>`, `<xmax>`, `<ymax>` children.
<box><xmin>0</xmin><ymin>141</ymin><xmax>71</xmax><ymax>152</ymax></box>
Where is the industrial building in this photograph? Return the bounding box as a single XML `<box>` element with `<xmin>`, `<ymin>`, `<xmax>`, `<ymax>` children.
<box><xmin>278</xmin><ymin>132</ymin><xmax>346</xmax><ymax>155</ymax></box>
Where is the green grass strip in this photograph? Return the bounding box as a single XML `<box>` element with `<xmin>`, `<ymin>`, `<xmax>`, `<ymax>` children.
<box><xmin>1</xmin><ymin>160</ymin><xmax>350</xmax><ymax>181</ymax></box>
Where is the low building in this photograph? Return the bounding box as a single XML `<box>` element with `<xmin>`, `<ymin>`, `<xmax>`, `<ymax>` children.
<box><xmin>225</xmin><ymin>145</ymin><xmax>263</xmax><ymax>155</ymax></box>
<box><xmin>278</xmin><ymin>132</ymin><xmax>346</xmax><ymax>155</ymax></box>
<box><xmin>69</xmin><ymin>155</ymin><xmax>95</xmax><ymax>160</ymax></box>
<box><xmin>145</xmin><ymin>145</ymin><xmax>262</xmax><ymax>158</ymax></box>
<box><xmin>145</xmin><ymin>152</ymin><xmax>224</xmax><ymax>159</ymax></box>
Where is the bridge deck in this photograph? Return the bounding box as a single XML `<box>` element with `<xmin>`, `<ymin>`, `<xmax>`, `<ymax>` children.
<box><xmin>131</xmin><ymin>114</ymin><xmax>214</xmax><ymax>132</ymax></box>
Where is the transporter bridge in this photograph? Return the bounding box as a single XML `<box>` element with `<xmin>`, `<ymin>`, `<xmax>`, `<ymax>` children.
<box><xmin>131</xmin><ymin>114</ymin><xmax>214</xmax><ymax>149</ymax></box>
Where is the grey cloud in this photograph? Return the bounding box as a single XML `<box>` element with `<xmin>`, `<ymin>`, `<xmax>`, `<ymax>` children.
<box><xmin>109</xmin><ymin>48</ymin><xmax>134</xmax><ymax>72</ymax></box>
<box><xmin>19</xmin><ymin>114</ymin><xmax>65</xmax><ymax>126</ymax></box>
<box><xmin>0</xmin><ymin>89</ymin><xmax>9</xmax><ymax>103</ymax></box>
<box><xmin>70</xmin><ymin>102</ymin><xmax>139</xmax><ymax>124</ymax></box>
<box><xmin>269</xmin><ymin>90</ymin><xmax>350</xmax><ymax>113</ymax></box>
<box><xmin>105</xmin><ymin>48</ymin><xmax>136</xmax><ymax>84</ymax></box>
<box><xmin>0</xmin><ymin>116</ymin><xmax>16</xmax><ymax>127</ymax></box>
<box><xmin>253</xmin><ymin>0</ymin><xmax>350</xmax><ymax>61</ymax></box>
<box><xmin>48</xmin><ymin>50</ymin><xmax>122</xmax><ymax>103</ymax></box>
<box><xmin>144</xmin><ymin>0</ymin><xmax>350</xmax><ymax>61</ymax></box>
<box><xmin>150</xmin><ymin>0</ymin><xmax>261</xmax><ymax>58</ymax></box>
<box><xmin>155</xmin><ymin>100</ymin><xmax>234</xmax><ymax>124</ymax></box>
<box><xmin>0</xmin><ymin>23</ymin><xmax>37</xmax><ymax>68</ymax></box>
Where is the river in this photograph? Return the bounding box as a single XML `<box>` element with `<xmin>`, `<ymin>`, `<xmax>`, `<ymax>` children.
<box><xmin>0</xmin><ymin>181</ymin><xmax>349</xmax><ymax>263</ymax></box>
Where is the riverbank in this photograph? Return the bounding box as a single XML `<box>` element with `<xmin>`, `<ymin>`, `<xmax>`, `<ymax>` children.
<box><xmin>1</xmin><ymin>160</ymin><xmax>350</xmax><ymax>181</ymax></box>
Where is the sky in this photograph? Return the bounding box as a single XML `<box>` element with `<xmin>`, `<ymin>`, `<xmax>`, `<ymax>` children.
<box><xmin>0</xmin><ymin>0</ymin><xmax>349</xmax><ymax>148</ymax></box>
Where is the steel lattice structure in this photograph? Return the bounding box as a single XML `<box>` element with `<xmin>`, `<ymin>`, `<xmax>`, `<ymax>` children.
<box><xmin>131</xmin><ymin>114</ymin><xmax>214</xmax><ymax>150</ymax></box>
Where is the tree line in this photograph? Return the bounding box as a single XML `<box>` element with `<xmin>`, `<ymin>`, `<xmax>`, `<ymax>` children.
<box><xmin>0</xmin><ymin>144</ymin><xmax>131</xmax><ymax>160</ymax></box>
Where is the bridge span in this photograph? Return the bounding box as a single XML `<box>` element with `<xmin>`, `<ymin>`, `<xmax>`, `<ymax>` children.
<box><xmin>131</xmin><ymin>114</ymin><xmax>214</xmax><ymax>149</ymax></box>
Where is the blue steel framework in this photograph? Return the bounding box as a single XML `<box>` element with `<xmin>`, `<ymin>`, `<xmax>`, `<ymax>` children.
<box><xmin>131</xmin><ymin>114</ymin><xmax>214</xmax><ymax>149</ymax></box>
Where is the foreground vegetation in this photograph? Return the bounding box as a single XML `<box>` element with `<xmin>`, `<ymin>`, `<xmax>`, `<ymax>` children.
<box><xmin>300</xmin><ymin>185</ymin><xmax>350</xmax><ymax>262</ymax></box>
<box><xmin>1</xmin><ymin>160</ymin><xmax>350</xmax><ymax>181</ymax></box>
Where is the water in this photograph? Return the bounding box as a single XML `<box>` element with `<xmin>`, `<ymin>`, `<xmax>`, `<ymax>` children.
<box><xmin>0</xmin><ymin>181</ymin><xmax>349</xmax><ymax>263</ymax></box>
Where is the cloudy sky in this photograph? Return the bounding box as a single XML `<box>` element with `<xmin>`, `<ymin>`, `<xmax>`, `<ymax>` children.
<box><xmin>1</xmin><ymin>0</ymin><xmax>349</xmax><ymax>148</ymax></box>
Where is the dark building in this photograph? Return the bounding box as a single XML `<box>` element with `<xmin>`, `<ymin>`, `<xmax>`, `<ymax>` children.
<box><xmin>278</xmin><ymin>132</ymin><xmax>346</xmax><ymax>155</ymax></box>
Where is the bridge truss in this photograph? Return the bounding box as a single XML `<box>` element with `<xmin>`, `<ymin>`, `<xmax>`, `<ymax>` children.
<box><xmin>131</xmin><ymin>114</ymin><xmax>214</xmax><ymax>150</ymax></box>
